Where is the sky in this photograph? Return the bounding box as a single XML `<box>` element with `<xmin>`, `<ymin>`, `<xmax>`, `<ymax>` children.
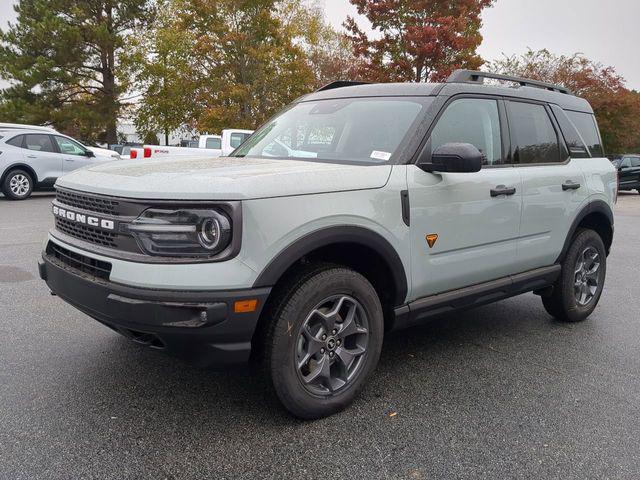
<box><xmin>1</xmin><ymin>0</ymin><xmax>640</xmax><ymax>90</ymax></box>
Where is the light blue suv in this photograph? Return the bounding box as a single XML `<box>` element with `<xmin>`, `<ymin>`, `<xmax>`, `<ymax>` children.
<box><xmin>39</xmin><ymin>71</ymin><xmax>616</xmax><ymax>418</ymax></box>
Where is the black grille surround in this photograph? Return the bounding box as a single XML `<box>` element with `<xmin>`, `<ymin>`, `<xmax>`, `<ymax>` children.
<box><xmin>56</xmin><ymin>188</ymin><xmax>120</xmax><ymax>216</ymax></box>
<box><xmin>51</xmin><ymin>187</ymin><xmax>243</xmax><ymax>264</ymax></box>
<box><xmin>46</xmin><ymin>241</ymin><xmax>112</xmax><ymax>281</ymax></box>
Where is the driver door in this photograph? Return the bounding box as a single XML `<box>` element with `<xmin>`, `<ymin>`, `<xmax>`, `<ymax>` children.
<box><xmin>54</xmin><ymin>135</ymin><xmax>94</xmax><ymax>173</ymax></box>
<box><xmin>408</xmin><ymin>96</ymin><xmax>523</xmax><ymax>300</ymax></box>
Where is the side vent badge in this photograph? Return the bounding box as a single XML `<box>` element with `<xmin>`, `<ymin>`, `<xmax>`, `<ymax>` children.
<box><xmin>426</xmin><ymin>234</ymin><xmax>438</xmax><ymax>248</ymax></box>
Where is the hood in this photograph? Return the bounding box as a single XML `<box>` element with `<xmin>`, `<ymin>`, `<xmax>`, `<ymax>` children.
<box><xmin>86</xmin><ymin>146</ymin><xmax>120</xmax><ymax>159</ymax></box>
<box><xmin>56</xmin><ymin>156</ymin><xmax>392</xmax><ymax>200</ymax></box>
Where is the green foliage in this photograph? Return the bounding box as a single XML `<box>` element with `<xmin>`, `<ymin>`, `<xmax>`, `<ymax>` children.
<box><xmin>486</xmin><ymin>49</ymin><xmax>640</xmax><ymax>154</ymax></box>
<box><xmin>133</xmin><ymin>0</ymin><xmax>315</xmax><ymax>135</ymax></box>
<box><xmin>0</xmin><ymin>0</ymin><xmax>156</xmax><ymax>143</ymax></box>
<box><xmin>345</xmin><ymin>0</ymin><xmax>495</xmax><ymax>82</ymax></box>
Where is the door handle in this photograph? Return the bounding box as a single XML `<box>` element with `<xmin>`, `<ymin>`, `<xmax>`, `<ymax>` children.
<box><xmin>64</xmin><ymin>159</ymin><xmax>75</xmax><ymax>162</ymax></box>
<box><xmin>562</xmin><ymin>180</ymin><xmax>581</xmax><ymax>191</ymax></box>
<box><xmin>26</xmin><ymin>154</ymin><xmax>37</xmax><ymax>158</ymax></box>
<box><xmin>490</xmin><ymin>185</ymin><xmax>516</xmax><ymax>197</ymax></box>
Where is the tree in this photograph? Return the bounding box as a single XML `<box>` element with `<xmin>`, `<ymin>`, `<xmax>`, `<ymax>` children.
<box><xmin>279</xmin><ymin>0</ymin><xmax>363</xmax><ymax>88</ymax></box>
<box><xmin>345</xmin><ymin>0</ymin><xmax>495</xmax><ymax>83</ymax></box>
<box><xmin>486</xmin><ymin>49</ymin><xmax>640</xmax><ymax>154</ymax></box>
<box><xmin>133</xmin><ymin>0</ymin><xmax>314</xmax><ymax>135</ymax></box>
<box><xmin>0</xmin><ymin>0</ymin><xmax>156</xmax><ymax>143</ymax></box>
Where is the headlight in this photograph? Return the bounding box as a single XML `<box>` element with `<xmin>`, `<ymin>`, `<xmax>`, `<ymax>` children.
<box><xmin>128</xmin><ymin>209</ymin><xmax>232</xmax><ymax>257</ymax></box>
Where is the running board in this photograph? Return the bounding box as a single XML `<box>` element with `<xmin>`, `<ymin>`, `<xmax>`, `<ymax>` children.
<box><xmin>393</xmin><ymin>265</ymin><xmax>561</xmax><ymax>331</ymax></box>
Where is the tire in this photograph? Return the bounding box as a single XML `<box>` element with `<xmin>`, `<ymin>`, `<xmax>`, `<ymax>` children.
<box><xmin>264</xmin><ymin>264</ymin><xmax>384</xmax><ymax>419</ymax></box>
<box><xmin>2</xmin><ymin>169</ymin><xmax>34</xmax><ymax>200</ymax></box>
<box><xmin>542</xmin><ymin>228</ymin><xmax>606</xmax><ymax>322</ymax></box>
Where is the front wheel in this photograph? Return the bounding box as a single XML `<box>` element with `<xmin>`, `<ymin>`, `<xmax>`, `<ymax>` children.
<box><xmin>2</xmin><ymin>169</ymin><xmax>34</xmax><ymax>200</ymax></box>
<box><xmin>542</xmin><ymin>228</ymin><xmax>606</xmax><ymax>322</ymax></box>
<box><xmin>265</xmin><ymin>265</ymin><xmax>383</xmax><ymax>419</ymax></box>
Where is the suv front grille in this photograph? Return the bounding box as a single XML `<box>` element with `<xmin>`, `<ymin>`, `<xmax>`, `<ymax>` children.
<box><xmin>47</xmin><ymin>242</ymin><xmax>112</xmax><ymax>281</ymax></box>
<box><xmin>55</xmin><ymin>189</ymin><xmax>120</xmax><ymax>216</ymax></box>
<box><xmin>55</xmin><ymin>217</ymin><xmax>118</xmax><ymax>248</ymax></box>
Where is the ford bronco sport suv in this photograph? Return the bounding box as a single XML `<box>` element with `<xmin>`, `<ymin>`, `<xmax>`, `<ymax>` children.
<box><xmin>39</xmin><ymin>71</ymin><xmax>616</xmax><ymax>419</ymax></box>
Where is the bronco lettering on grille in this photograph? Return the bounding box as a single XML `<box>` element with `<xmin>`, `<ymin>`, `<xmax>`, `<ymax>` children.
<box><xmin>52</xmin><ymin>205</ymin><xmax>115</xmax><ymax>231</ymax></box>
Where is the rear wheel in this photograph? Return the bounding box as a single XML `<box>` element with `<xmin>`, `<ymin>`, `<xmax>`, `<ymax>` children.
<box><xmin>265</xmin><ymin>265</ymin><xmax>383</xmax><ymax>419</ymax></box>
<box><xmin>542</xmin><ymin>228</ymin><xmax>606</xmax><ymax>322</ymax></box>
<box><xmin>2</xmin><ymin>169</ymin><xmax>34</xmax><ymax>200</ymax></box>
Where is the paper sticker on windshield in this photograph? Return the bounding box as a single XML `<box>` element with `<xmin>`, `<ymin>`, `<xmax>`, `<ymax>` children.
<box><xmin>370</xmin><ymin>150</ymin><xmax>391</xmax><ymax>161</ymax></box>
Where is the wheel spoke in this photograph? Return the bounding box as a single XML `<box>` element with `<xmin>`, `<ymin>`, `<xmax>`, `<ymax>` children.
<box><xmin>335</xmin><ymin>345</ymin><xmax>365</xmax><ymax>371</ymax></box>
<box><xmin>302</xmin><ymin>355</ymin><xmax>330</xmax><ymax>385</ymax></box>
<box><xmin>301</xmin><ymin>325</ymin><xmax>324</xmax><ymax>356</ymax></box>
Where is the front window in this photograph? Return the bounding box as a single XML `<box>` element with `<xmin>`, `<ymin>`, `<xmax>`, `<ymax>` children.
<box><xmin>233</xmin><ymin>97</ymin><xmax>430</xmax><ymax>164</ymax></box>
<box><xmin>54</xmin><ymin>135</ymin><xmax>87</xmax><ymax>156</ymax></box>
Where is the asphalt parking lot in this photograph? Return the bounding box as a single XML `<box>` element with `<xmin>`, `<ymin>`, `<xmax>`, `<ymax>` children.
<box><xmin>1</xmin><ymin>192</ymin><xmax>639</xmax><ymax>479</ymax></box>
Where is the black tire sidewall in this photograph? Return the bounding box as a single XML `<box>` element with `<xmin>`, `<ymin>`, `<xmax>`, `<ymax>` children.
<box><xmin>269</xmin><ymin>268</ymin><xmax>383</xmax><ymax>419</ymax></box>
<box><xmin>2</xmin><ymin>170</ymin><xmax>33</xmax><ymax>200</ymax></box>
<box><xmin>557</xmin><ymin>229</ymin><xmax>607</xmax><ymax>322</ymax></box>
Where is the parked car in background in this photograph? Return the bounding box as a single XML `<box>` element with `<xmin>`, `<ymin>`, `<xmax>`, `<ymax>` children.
<box><xmin>0</xmin><ymin>129</ymin><xmax>120</xmax><ymax>200</ymax></box>
<box><xmin>198</xmin><ymin>129</ymin><xmax>253</xmax><ymax>156</ymax></box>
<box><xmin>612</xmin><ymin>155</ymin><xmax>640</xmax><ymax>193</ymax></box>
<box><xmin>0</xmin><ymin>122</ymin><xmax>120</xmax><ymax>161</ymax></box>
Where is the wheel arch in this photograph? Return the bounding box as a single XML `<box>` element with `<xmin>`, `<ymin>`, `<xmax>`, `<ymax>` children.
<box><xmin>556</xmin><ymin>200</ymin><xmax>614</xmax><ymax>263</ymax></box>
<box><xmin>1</xmin><ymin>163</ymin><xmax>39</xmax><ymax>185</ymax></box>
<box><xmin>252</xmin><ymin>225</ymin><xmax>409</xmax><ymax>307</ymax></box>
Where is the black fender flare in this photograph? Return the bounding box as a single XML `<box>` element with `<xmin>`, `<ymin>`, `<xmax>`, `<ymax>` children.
<box><xmin>252</xmin><ymin>225</ymin><xmax>408</xmax><ymax>306</ymax></box>
<box><xmin>556</xmin><ymin>199</ymin><xmax>614</xmax><ymax>263</ymax></box>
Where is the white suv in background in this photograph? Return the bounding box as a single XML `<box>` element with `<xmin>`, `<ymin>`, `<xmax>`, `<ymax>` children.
<box><xmin>0</xmin><ymin>129</ymin><xmax>119</xmax><ymax>200</ymax></box>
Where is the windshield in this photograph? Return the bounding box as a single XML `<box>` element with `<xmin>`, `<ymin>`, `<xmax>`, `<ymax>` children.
<box><xmin>232</xmin><ymin>97</ymin><xmax>430</xmax><ymax>164</ymax></box>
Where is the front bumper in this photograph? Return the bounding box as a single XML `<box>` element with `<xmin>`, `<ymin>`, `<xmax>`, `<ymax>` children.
<box><xmin>39</xmin><ymin>251</ymin><xmax>271</xmax><ymax>368</ymax></box>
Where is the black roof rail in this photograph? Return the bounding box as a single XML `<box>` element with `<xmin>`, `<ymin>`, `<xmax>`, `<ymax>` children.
<box><xmin>446</xmin><ymin>69</ymin><xmax>572</xmax><ymax>95</ymax></box>
<box><xmin>315</xmin><ymin>80</ymin><xmax>370</xmax><ymax>92</ymax></box>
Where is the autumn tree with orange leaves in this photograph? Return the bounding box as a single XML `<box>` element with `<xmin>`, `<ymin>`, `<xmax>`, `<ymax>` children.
<box><xmin>345</xmin><ymin>0</ymin><xmax>495</xmax><ymax>83</ymax></box>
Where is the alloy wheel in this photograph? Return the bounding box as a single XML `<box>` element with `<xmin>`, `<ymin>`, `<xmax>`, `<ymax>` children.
<box><xmin>574</xmin><ymin>246</ymin><xmax>601</xmax><ymax>306</ymax></box>
<box><xmin>9</xmin><ymin>174</ymin><xmax>30</xmax><ymax>197</ymax></box>
<box><xmin>295</xmin><ymin>295</ymin><xmax>369</xmax><ymax>396</ymax></box>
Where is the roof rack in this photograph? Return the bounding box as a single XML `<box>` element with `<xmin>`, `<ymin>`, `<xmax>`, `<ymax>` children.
<box><xmin>316</xmin><ymin>80</ymin><xmax>370</xmax><ymax>92</ymax></box>
<box><xmin>446</xmin><ymin>70</ymin><xmax>572</xmax><ymax>95</ymax></box>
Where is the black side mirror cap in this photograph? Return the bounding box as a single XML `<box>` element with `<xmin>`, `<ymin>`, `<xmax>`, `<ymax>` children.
<box><xmin>418</xmin><ymin>142</ymin><xmax>483</xmax><ymax>173</ymax></box>
<box><xmin>85</xmin><ymin>150</ymin><xmax>95</xmax><ymax>157</ymax></box>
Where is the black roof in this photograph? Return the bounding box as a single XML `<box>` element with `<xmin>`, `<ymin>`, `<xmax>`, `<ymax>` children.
<box><xmin>300</xmin><ymin>70</ymin><xmax>593</xmax><ymax>113</ymax></box>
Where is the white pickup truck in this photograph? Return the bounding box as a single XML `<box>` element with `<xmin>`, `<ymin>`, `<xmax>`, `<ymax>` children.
<box><xmin>130</xmin><ymin>129</ymin><xmax>253</xmax><ymax>159</ymax></box>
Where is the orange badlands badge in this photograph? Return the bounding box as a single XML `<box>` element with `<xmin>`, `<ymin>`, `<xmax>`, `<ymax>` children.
<box><xmin>425</xmin><ymin>234</ymin><xmax>439</xmax><ymax>248</ymax></box>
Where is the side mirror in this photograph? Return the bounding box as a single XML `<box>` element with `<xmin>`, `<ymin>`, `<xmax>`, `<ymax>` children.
<box><xmin>419</xmin><ymin>142</ymin><xmax>483</xmax><ymax>173</ymax></box>
<box><xmin>85</xmin><ymin>150</ymin><xmax>95</xmax><ymax>158</ymax></box>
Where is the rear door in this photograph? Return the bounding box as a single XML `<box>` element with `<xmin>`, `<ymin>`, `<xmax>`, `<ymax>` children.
<box><xmin>408</xmin><ymin>96</ymin><xmax>523</xmax><ymax>299</ymax></box>
<box><xmin>508</xmin><ymin>100</ymin><xmax>588</xmax><ymax>272</ymax></box>
<box><xmin>22</xmin><ymin>134</ymin><xmax>62</xmax><ymax>182</ymax></box>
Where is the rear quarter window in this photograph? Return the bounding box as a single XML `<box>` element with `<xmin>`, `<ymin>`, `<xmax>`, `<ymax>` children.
<box><xmin>566</xmin><ymin>111</ymin><xmax>604</xmax><ymax>157</ymax></box>
<box><xmin>6</xmin><ymin>135</ymin><xmax>23</xmax><ymax>147</ymax></box>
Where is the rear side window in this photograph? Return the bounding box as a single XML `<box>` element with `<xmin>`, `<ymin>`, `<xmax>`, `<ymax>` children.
<box><xmin>631</xmin><ymin>157</ymin><xmax>640</xmax><ymax>167</ymax></box>
<box><xmin>550</xmin><ymin>105</ymin><xmax>590</xmax><ymax>158</ymax></box>
<box><xmin>566</xmin><ymin>111</ymin><xmax>604</xmax><ymax>157</ymax></box>
<box><xmin>205</xmin><ymin>137</ymin><xmax>221</xmax><ymax>149</ymax></box>
<box><xmin>6</xmin><ymin>135</ymin><xmax>23</xmax><ymax>147</ymax></box>
<box><xmin>429</xmin><ymin>98</ymin><xmax>503</xmax><ymax>166</ymax></box>
<box><xmin>508</xmin><ymin>102</ymin><xmax>561</xmax><ymax>164</ymax></box>
<box><xmin>24</xmin><ymin>134</ymin><xmax>56</xmax><ymax>153</ymax></box>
